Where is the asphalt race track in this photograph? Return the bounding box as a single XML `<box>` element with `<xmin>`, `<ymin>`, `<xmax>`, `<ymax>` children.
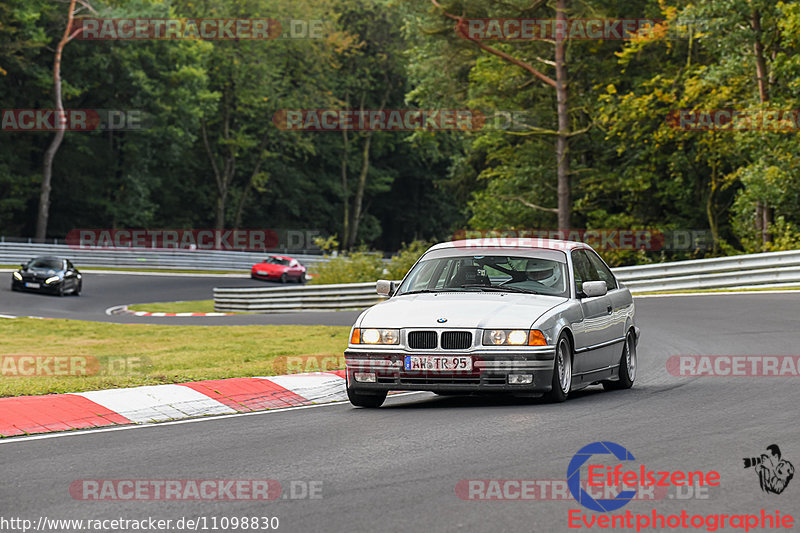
<box><xmin>0</xmin><ymin>271</ymin><xmax>360</xmax><ymax>326</ymax></box>
<box><xmin>2</xmin><ymin>293</ymin><xmax>799</xmax><ymax>532</ymax></box>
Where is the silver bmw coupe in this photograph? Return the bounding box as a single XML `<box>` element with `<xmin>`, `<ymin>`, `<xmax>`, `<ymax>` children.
<box><xmin>344</xmin><ymin>238</ymin><xmax>640</xmax><ymax>407</ymax></box>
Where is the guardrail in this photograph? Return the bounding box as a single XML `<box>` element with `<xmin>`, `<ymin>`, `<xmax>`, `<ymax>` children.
<box><xmin>214</xmin><ymin>249</ymin><xmax>800</xmax><ymax>313</ymax></box>
<box><xmin>614</xmin><ymin>249</ymin><xmax>800</xmax><ymax>292</ymax></box>
<box><xmin>0</xmin><ymin>242</ymin><xmax>324</xmax><ymax>271</ymax></box>
<box><xmin>214</xmin><ymin>282</ymin><xmax>386</xmax><ymax>313</ymax></box>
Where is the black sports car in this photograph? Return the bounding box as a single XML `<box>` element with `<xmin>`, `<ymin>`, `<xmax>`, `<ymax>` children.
<box><xmin>11</xmin><ymin>256</ymin><xmax>82</xmax><ymax>296</ymax></box>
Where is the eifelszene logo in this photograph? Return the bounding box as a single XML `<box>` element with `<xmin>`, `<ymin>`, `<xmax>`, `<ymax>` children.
<box><xmin>743</xmin><ymin>445</ymin><xmax>794</xmax><ymax>495</ymax></box>
<box><xmin>567</xmin><ymin>441</ymin><xmax>721</xmax><ymax>512</ymax></box>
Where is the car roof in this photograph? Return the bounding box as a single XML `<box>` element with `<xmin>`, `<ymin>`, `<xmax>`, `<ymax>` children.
<box><xmin>429</xmin><ymin>238</ymin><xmax>592</xmax><ymax>253</ymax></box>
<box><xmin>32</xmin><ymin>256</ymin><xmax>65</xmax><ymax>261</ymax></box>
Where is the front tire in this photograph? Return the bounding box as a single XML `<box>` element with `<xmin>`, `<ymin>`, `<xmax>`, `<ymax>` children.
<box><xmin>280</xmin><ymin>273</ymin><xmax>287</xmax><ymax>283</ymax></box>
<box><xmin>545</xmin><ymin>334</ymin><xmax>573</xmax><ymax>403</ymax></box>
<box><xmin>347</xmin><ymin>387</ymin><xmax>387</xmax><ymax>408</ymax></box>
<box><xmin>603</xmin><ymin>330</ymin><xmax>636</xmax><ymax>391</ymax></box>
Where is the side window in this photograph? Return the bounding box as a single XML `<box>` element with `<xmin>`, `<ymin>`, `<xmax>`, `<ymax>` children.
<box><xmin>571</xmin><ymin>250</ymin><xmax>598</xmax><ymax>293</ymax></box>
<box><xmin>586</xmin><ymin>251</ymin><xmax>617</xmax><ymax>291</ymax></box>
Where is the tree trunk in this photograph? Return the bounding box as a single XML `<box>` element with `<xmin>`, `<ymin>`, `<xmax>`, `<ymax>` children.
<box><xmin>554</xmin><ymin>0</ymin><xmax>571</xmax><ymax>231</ymax></box>
<box><xmin>751</xmin><ymin>9</ymin><xmax>771</xmax><ymax>246</ymax></box>
<box><xmin>341</xmin><ymin>119</ymin><xmax>350</xmax><ymax>250</ymax></box>
<box><xmin>347</xmin><ymin>132</ymin><xmax>373</xmax><ymax>248</ymax></box>
<box><xmin>36</xmin><ymin>0</ymin><xmax>78</xmax><ymax>241</ymax></box>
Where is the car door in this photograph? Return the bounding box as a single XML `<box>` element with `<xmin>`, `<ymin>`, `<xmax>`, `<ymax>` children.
<box><xmin>585</xmin><ymin>249</ymin><xmax>628</xmax><ymax>355</ymax></box>
<box><xmin>288</xmin><ymin>259</ymin><xmax>301</xmax><ymax>279</ymax></box>
<box><xmin>62</xmin><ymin>260</ymin><xmax>75</xmax><ymax>291</ymax></box>
<box><xmin>570</xmin><ymin>250</ymin><xmax>617</xmax><ymax>372</ymax></box>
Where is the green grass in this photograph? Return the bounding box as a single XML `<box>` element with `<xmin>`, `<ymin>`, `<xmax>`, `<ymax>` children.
<box><xmin>0</xmin><ymin>318</ymin><xmax>349</xmax><ymax>397</ymax></box>
<box><xmin>635</xmin><ymin>286</ymin><xmax>800</xmax><ymax>295</ymax></box>
<box><xmin>127</xmin><ymin>300</ymin><xmax>218</xmax><ymax>313</ymax></box>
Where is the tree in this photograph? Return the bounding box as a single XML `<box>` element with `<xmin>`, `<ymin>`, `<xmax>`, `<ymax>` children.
<box><xmin>35</xmin><ymin>0</ymin><xmax>96</xmax><ymax>240</ymax></box>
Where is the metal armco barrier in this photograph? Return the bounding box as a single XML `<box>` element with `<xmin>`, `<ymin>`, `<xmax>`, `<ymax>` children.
<box><xmin>614</xmin><ymin>249</ymin><xmax>800</xmax><ymax>292</ymax></box>
<box><xmin>214</xmin><ymin>282</ymin><xmax>387</xmax><ymax>313</ymax></box>
<box><xmin>0</xmin><ymin>242</ymin><xmax>324</xmax><ymax>271</ymax></box>
<box><xmin>214</xmin><ymin>249</ymin><xmax>800</xmax><ymax>313</ymax></box>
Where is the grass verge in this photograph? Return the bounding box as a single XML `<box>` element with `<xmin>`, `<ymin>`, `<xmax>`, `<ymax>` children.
<box><xmin>127</xmin><ymin>300</ymin><xmax>218</xmax><ymax>314</ymax></box>
<box><xmin>0</xmin><ymin>318</ymin><xmax>349</xmax><ymax>397</ymax></box>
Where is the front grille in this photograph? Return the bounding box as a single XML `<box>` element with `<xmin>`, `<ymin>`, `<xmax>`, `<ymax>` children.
<box><xmin>408</xmin><ymin>331</ymin><xmax>437</xmax><ymax>349</ymax></box>
<box><xmin>441</xmin><ymin>331</ymin><xmax>472</xmax><ymax>350</ymax></box>
<box><xmin>399</xmin><ymin>376</ymin><xmax>481</xmax><ymax>385</ymax></box>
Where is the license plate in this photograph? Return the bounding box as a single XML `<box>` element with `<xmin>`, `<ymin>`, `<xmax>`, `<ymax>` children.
<box><xmin>257</xmin><ymin>271</ymin><xmax>267</xmax><ymax>275</ymax></box>
<box><xmin>25</xmin><ymin>282</ymin><xmax>40</xmax><ymax>289</ymax></box>
<box><xmin>405</xmin><ymin>355</ymin><xmax>472</xmax><ymax>371</ymax></box>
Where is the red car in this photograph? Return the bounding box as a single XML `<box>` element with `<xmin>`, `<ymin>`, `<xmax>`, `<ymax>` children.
<box><xmin>251</xmin><ymin>255</ymin><xmax>307</xmax><ymax>283</ymax></box>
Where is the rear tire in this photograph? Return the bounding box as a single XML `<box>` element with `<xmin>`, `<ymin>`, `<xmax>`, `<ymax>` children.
<box><xmin>347</xmin><ymin>387</ymin><xmax>387</xmax><ymax>408</ymax></box>
<box><xmin>545</xmin><ymin>334</ymin><xmax>573</xmax><ymax>403</ymax></box>
<box><xmin>603</xmin><ymin>330</ymin><xmax>636</xmax><ymax>391</ymax></box>
<box><xmin>73</xmin><ymin>282</ymin><xmax>82</xmax><ymax>296</ymax></box>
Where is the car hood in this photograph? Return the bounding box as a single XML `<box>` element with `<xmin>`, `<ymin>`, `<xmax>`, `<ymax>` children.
<box><xmin>359</xmin><ymin>292</ymin><xmax>567</xmax><ymax>329</ymax></box>
<box><xmin>24</xmin><ymin>268</ymin><xmax>60</xmax><ymax>275</ymax></box>
<box><xmin>252</xmin><ymin>263</ymin><xmax>285</xmax><ymax>271</ymax></box>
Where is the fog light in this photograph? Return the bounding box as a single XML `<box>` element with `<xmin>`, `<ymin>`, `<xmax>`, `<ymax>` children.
<box><xmin>354</xmin><ymin>372</ymin><xmax>376</xmax><ymax>383</ymax></box>
<box><xmin>508</xmin><ymin>374</ymin><xmax>533</xmax><ymax>385</ymax></box>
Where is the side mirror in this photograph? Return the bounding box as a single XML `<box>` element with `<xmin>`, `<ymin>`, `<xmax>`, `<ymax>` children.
<box><xmin>376</xmin><ymin>280</ymin><xmax>395</xmax><ymax>297</ymax></box>
<box><xmin>581</xmin><ymin>281</ymin><xmax>608</xmax><ymax>298</ymax></box>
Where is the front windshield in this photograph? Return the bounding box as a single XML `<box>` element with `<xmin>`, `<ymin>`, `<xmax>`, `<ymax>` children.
<box><xmin>28</xmin><ymin>258</ymin><xmax>63</xmax><ymax>270</ymax></box>
<box><xmin>397</xmin><ymin>254</ymin><xmax>569</xmax><ymax>298</ymax></box>
<box><xmin>265</xmin><ymin>257</ymin><xmax>289</xmax><ymax>266</ymax></box>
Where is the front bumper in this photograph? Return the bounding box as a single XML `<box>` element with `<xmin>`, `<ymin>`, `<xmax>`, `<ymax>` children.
<box><xmin>344</xmin><ymin>347</ymin><xmax>556</xmax><ymax>393</ymax></box>
<box><xmin>251</xmin><ymin>271</ymin><xmax>279</xmax><ymax>280</ymax></box>
<box><xmin>12</xmin><ymin>277</ymin><xmax>62</xmax><ymax>293</ymax></box>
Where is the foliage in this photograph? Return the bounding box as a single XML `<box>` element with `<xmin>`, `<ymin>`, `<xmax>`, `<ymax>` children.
<box><xmin>309</xmin><ymin>249</ymin><xmax>385</xmax><ymax>285</ymax></box>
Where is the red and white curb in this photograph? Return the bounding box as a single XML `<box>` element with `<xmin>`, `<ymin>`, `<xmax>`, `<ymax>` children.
<box><xmin>0</xmin><ymin>371</ymin><xmax>348</xmax><ymax>438</ymax></box>
<box><xmin>105</xmin><ymin>305</ymin><xmax>233</xmax><ymax>317</ymax></box>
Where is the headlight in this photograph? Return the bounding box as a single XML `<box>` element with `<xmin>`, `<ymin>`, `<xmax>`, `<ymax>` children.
<box><xmin>13</xmin><ymin>272</ymin><xmax>22</xmax><ymax>281</ymax></box>
<box><xmin>351</xmin><ymin>328</ymin><xmax>400</xmax><ymax>345</ymax></box>
<box><xmin>483</xmin><ymin>329</ymin><xmax>547</xmax><ymax>346</ymax></box>
<box><xmin>45</xmin><ymin>276</ymin><xmax>61</xmax><ymax>284</ymax></box>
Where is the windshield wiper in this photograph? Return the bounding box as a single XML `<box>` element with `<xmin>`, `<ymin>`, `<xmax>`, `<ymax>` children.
<box><xmin>402</xmin><ymin>289</ymin><xmax>448</xmax><ymax>295</ymax></box>
<box><xmin>460</xmin><ymin>284</ymin><xmax>540</xmax><ymax>295</ymax></box>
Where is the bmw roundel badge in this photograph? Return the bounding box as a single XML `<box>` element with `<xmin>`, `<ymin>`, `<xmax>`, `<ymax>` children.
<box><xmin>437</xmin><ymin>317</ymin><xmax>447</xmax><ymax>323</ymax></box>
